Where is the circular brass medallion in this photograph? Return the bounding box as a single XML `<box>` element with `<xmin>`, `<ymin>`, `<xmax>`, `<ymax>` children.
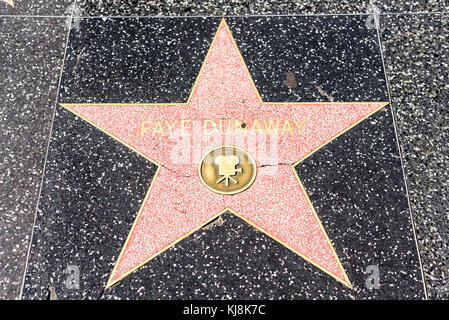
<box><xmin>198</xmin><ymin>146</ymin><xmax>257</xmax><ymax>195</ymax></box>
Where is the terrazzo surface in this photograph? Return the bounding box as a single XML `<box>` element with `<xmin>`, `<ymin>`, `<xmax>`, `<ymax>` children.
<box><xmin>380</xmin><ymin>13</ymin><xmax>449</xmax><ymax>299</ymax></box>
<box><xmin>0</xmin><ymin>17</ymin><xmax>68</xmax><ymax>299</ymax></box>
<box><xmin>59</xmin><ymin>16</ymin><xmax>388</xmax><ymax>104</ymax></box>
<box><xmin>0</xmin><ymin>0</ymin><xmax>447</xmax><ymax>302</ymax></box>
<box><xmin>20</xmin><ymin>16</ymin><xmax>425</xmax><ymax>300</ymax></box>
<box><xmin>74</xmin><ymin>0</ymin><xmax>371</xmax><ymax>16</ymax></box>
<box><xmin>0</xmin><ymin>0</ymin><xmax>75</xmax><ymax>16</ymax></box>
<box><xmin>376</xmin><ymin>1</ymin><xmax>449</xmax><ymax>13</ymax></box>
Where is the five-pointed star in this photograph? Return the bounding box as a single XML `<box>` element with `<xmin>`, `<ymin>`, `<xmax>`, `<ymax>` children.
<box><xmin>62</xmin><ymin>19</ymin><xmax>388</xmax><ymax>289</ymax></box>
<box><xmin>2</xmin><ymin>0</ymin><xmax>14</xmax><ymax>7</ymax></box>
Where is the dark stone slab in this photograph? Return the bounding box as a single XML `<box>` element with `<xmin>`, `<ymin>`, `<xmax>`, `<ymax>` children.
<box><xmin>22</xmin><ymin>16</ymin><xmax>425</xmax><ymax>299</ymax></box>
<box><xmin>0</xmin><ymin>17</ymin><xmax>68</xmax><ymax>300</ymax></box>
<box><xmin>380</xmin><ymin>13</ymin><xmax>449</xmax><ymax>299</ymax></box>
<box><xmin>376</xmin><ymin>1</ymin><xmax>449</xmax><ymax>13</ymax></box>
<box><xmin>103</xmin><ymin>109</ymin><xmax>425</xmax><ymax>300</ymax></box>
<box><xmin>74</xmin><ymin>0</ymin><xmax>371</xmax><ymax>17</ymax></box>
<box><xmin>0</xmin><ymin>0</ymin><xmax>74</xmax><ymax>16</ymax></box>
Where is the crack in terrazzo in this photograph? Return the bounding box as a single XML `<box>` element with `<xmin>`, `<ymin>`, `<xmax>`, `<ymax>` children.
<box><xmin>159</xmin><ymin>164</ymin><xmax>193</xmax><ymax>178</ymax></box>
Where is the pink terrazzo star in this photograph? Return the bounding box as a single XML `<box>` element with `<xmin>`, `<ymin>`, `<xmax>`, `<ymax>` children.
<box><xmin>62</xmin><ymin>19</ymin><xmax>388</xmax><ymax>289</ymax></box>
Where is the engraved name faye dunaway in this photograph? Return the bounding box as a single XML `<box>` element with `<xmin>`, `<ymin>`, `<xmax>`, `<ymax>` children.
<box><xmin>140</xmin><ymin>118</ymin><xmax>306</xmax><ymax>137</ymax></box>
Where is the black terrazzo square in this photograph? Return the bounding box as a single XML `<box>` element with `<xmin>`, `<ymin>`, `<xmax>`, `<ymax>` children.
<box><xmin>21</xmin><ymin>16</ymin><xmax>426</xmax><ymax>300</ymax></box>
